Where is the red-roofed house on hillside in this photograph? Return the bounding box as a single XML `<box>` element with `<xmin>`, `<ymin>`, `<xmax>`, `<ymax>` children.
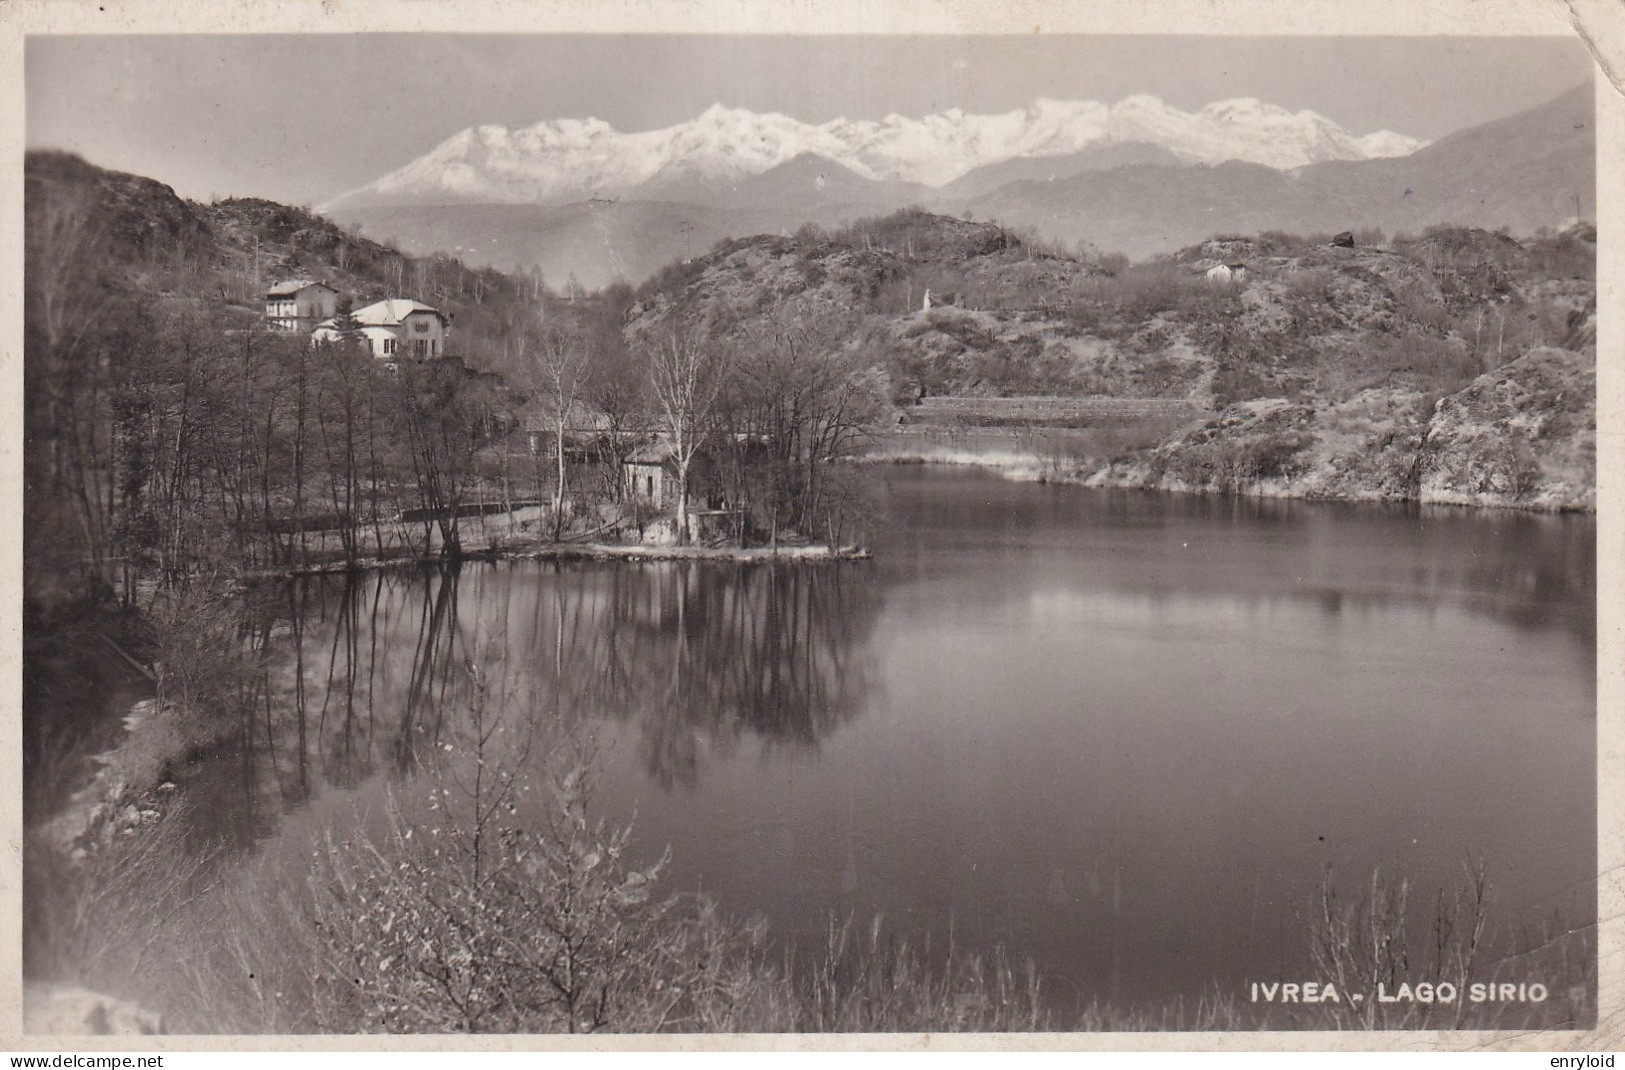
<box><xmin>264</xmin><ymin>279</ymin><xmax>339</xmax><ymax>332</ymax></box>
<box><xmin>312</xmin><ymin>298</ymin><xmax>451</xmax><ymax>361</ymax></box>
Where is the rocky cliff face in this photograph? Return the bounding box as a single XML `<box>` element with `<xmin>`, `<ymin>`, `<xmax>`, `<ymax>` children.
<box><xmin>1088</xmin><ymin>346</ymin><xmax>1594</xmax><ymax>511</ymax></box>
<box><xmin>1420</xmin><ymin>346</ymin><xmax>1594</xmax><ymax>509</ymax></box>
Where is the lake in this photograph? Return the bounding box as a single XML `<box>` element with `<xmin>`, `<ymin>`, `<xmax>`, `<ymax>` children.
<box><xmin>193</xmin><ymin>466</ymin><xmax>1597</xmax><ymax>1019</ymax></box>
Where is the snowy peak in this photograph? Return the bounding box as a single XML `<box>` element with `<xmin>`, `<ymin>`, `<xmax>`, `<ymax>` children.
<box><xmin>322</xmin><ymin>95</ymin><xmax>1426</xmax><ymax>210</ymax></box>
<box><xmin>1107</xmin><ymin>95</ymin><xmax>1419</xmax><ymax>168</ymax></box>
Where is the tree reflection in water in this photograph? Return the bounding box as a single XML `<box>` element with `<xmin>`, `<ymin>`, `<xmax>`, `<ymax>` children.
<box><xmin>222</xmin><ymin>558</ymin><xmax>880</xmax><ymax>842</ymax></box>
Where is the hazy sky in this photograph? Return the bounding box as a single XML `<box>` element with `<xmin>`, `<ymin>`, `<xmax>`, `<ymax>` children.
<box><xmin>26</xmin><ymin>34</ymin><xmax>1593</xmax><ymax>206</ymax></box>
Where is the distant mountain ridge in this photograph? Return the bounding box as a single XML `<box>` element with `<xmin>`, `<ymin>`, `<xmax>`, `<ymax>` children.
<box><xmin>970</xmin><ymin>84</ymin><xmax>1593</xmax><ymax>260</ymax></box>
<box><xmin>324</xmin><ymin>84</ymin><xmax>1589</xmax><ymax>290</ymax></box>
<box><xmin>321</xmin><ymin>95</ymin><xmax>1425</xmax><ymax>212</ymax></box>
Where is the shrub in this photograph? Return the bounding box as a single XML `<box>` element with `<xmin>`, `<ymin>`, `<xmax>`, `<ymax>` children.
<box><xmin>28</xmin><ymin>736</ymin><xmax>1589</xmax><ymax>1033</ymax></box>
<box><xmin>1211</xmin><ymin>362</ymin><xmax>1281</xmax><ymax>407</ymax></box>
<box><xmin>1525</xmin><ymin>231</ymin><xmax>1595</xmax><ymax>282</ymax></box>
<box><xmin>786</xmin><ymin>916</ymin><xmax>1047</xmax><ymax>1031</ymax></box>
<box><xmin>793</xmin><ymin>222</ymin><xmax>828</xmax><ymax>246</ymax></box>
<box><xmin>1281</xmin><ymin>266</ymin><xmax>1337</xmax><ymax>303</ymax></box>
<box><xmin>24</xmin><ymin>802</ymin><xmax>220</xmax><ymax>1003</ymax></box>
<box><xmin>1497</xmin><ymin>438</ymin><xmax>1543</xmax><ymax>500</ymax></box>
<box><xmin>1258</xmin><ymin>231</ymin><xmax>1336</xmax><ymax>256</ymax></box>
<box><xmin>1069</xmin><ymin>263</ymin><xmax>1242</xmax><ymax>328</ymax></box>
<box><xmin>1239</xmin><ymin>430</ymin><xmax>1313</xmax><ymax>481</ymax></box>
<box><xmin>1307</xmin><ymin>861</ymin><xmax>1490</xmax><ymax>1029</ymax></box>
<box><xmin>308</xmin><ymin>759</ymin><xmax>681</xmax><ymax>1033</ymax></box>
<box><xmin>303</xmin><ymin>723</ymin><xmax>1052</xmax><ymax>1033</ymax></box>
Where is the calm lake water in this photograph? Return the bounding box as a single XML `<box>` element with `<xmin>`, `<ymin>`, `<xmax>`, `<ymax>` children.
<box><xmin>195</xmin><ymin>466</ymin><xmax>1596</xmax><ymax>1015</ymax></box>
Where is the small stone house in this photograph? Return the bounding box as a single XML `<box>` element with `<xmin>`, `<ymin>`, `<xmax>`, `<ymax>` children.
<box><xmin>622</xmin><ymin>439</ymin><xmax>732</xmax><ymax>511</ymax></box>
<box><xmin>264</xmin><ymin>280</ymin><xmax>338</xmax><ymax>332</ymax></box>
<box><xmin>623</xmin><ymin>440</ymin><xmax>676</xmax><ymax>506</ymax></box>
<box><xmin>623</xmin><ymin>439</ymin><xmax>746</xmax><ymax>545</ymax></box>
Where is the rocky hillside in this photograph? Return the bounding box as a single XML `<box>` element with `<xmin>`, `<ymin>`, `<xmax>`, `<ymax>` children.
<box><xmin>1078</xmin><ymin>226</ymin><xmax>1595</xmax><ymax>509</ymax></box>
<box><xmin>627</xmin><ymin>210</ymin><xmax>1596</xmax><ymax>511</ymax></box>
<box><xmin>1089</xmin><ymin>344</ymin><xmax>1595</xmax><ymax>511</ymax></box>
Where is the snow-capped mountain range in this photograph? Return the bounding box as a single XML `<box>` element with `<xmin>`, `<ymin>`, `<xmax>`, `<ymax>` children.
<box><xmin>321</xmin><ymin>96</ymin><xmax>1426</xmax><ymax>210</ymax></box>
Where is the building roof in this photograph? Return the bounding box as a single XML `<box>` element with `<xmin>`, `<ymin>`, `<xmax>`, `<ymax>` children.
<box><xmin>265</xmin><ymin>279</ymin><xmax>334</xmax><ymax>298</ymax></box>
<box><xmin>314</xmin><ymin>322</ymin><xmax>397</xmax><ymax>342</ymax></box>
<box><xmin>625</xmin><ymin>440</ymin><xmax>678</xmax><ymax>465</ymax></box>
<box><xmin>521</xmin><ymin>400</ymin><xmax>613</xmax><ymax>434</ymax></box>
<box><xmin>352</xmin><ymin>299</ymin><xmax>449</xmax><ymax>327</ymax></box>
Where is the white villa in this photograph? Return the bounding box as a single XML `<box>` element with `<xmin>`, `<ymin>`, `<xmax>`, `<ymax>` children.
<box><xmin>312</xmin><ymin>298</ymin><xmax>451</xmax><ymax>360</ymax></box>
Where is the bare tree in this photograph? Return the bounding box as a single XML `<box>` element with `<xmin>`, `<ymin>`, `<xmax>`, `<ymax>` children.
<box><xmin>726</xmin><ymin>301</ymin><xmax>887</xmax><ymax>540</ymax></box>
<box><xmin>528</xmin><ymin>321</ymin><xmax>592</xmax><ymax>541</ymax></box>
<box><xmin>580</xmin><ymin>327</ymin><xmax>646</xmax><ymax>501</ymax></box>
<box><xmin>643</xmin><ymin>325</ymin><xmax>728</xmax><ymax>545</ymax></box>
<box><xmin>25</xmin><ymin>183</ymin><xmax>119</xmax><ymax>592</ymax></box>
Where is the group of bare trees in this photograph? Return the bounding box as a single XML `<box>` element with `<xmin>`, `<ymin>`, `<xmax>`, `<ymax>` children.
<box><xmin>521</xmin><ymin>297</ymin><xmax>887</xmax><ymax>549</ymax></box>
<box><xmin>25</xmin><ymin>252</ymin><xmax>511</xmax><ymax>608</ymax></box>
<box><xmin>598</xmin><ymin>301</ymin><xmax>886</xmax><ymax>548</ymax></box>
<box><xmin>715</xmin><ymin>305</ymin><xmax>888</xmax><ymax>543</ymax></box>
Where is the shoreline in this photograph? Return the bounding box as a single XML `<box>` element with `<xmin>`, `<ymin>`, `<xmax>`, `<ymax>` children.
<box><xmin>245</xmin><ymin>538</ymin><xmax>872</xmax><ymax>580</ymax></box>
<box><xmin>857</xmin><ymin>450</ymin><xmax>1597</xmax><ymax>516</ymax></box>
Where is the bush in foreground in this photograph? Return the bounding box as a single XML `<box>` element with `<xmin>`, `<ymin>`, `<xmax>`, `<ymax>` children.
<box><xmin>22</xmin><ymin>681</ymin><xmax>1593</xmax><ymax>1035</ymax></box>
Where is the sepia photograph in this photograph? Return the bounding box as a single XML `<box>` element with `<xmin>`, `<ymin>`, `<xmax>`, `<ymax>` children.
<box><xmin>9</xmin><ymin>0</ymin><xmax>1616</xmax><ymax>1049</ymax></box>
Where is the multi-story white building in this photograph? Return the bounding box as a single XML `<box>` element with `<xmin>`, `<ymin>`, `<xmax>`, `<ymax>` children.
<box><xmin>263</xmin><ymin>280</ymin><xmax>339</xmax><ymax>332</ymax></box>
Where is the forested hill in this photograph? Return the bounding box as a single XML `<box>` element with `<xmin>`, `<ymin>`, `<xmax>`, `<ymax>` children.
<box><xmin>24</xmin><ymin>151</ymin><xmax>547</xmax><ymax>376</ymax></box>
<box><xmin>25</xmin><ymin>151</ymin><xmax>611</xmax><ymax>623</ymax></box>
